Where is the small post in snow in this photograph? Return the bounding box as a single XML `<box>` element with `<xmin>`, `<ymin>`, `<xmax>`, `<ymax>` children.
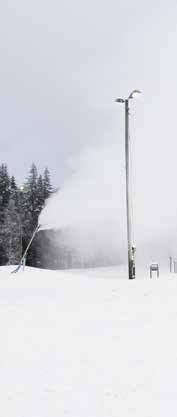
<box><xmin>150</xmin><ymin>263</ymin><xmax>159</xmax><ymax>278</ymax></box>
<box><xmin>169</xmin><ymin>256</ymin><xmax>173</xmax><ymax>273</ymax></box>
<box><xmin>174</xmin><ymin>260</ymin><xmax>177</xmax><ymax>273</ymax></box>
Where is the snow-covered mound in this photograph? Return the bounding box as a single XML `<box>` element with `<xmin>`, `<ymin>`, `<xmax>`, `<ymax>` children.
<box><xmin>1</xmin><ymin>265</ymin><xmax>177</xmax><ymax>416</ymax></box>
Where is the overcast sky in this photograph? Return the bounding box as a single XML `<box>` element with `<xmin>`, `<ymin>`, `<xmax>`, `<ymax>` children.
<box><xmin>0</xmin><ymin>0</ymin><xmax>177</xmax><ymax>185</ymax></box>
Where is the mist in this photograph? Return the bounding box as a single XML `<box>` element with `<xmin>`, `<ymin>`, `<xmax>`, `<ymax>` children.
<box><xmin>39</xmin><ymin>130</ymin><xmax>177</xmax><ymax>269</ymax></box>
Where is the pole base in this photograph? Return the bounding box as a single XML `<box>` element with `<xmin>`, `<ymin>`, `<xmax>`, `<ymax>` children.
<box><xmin>129</xmin><ymin>259</ymin><xmax>135</xmax><ymax>279</ymax></box>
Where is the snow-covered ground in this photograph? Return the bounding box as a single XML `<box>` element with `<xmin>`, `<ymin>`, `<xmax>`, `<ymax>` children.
<box><xmin>0</xmin><ymin>265</ymin><xmax>177</xmax><ymax>416</ymax></box>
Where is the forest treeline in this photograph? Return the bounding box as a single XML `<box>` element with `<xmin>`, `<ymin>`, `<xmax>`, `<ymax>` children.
<box><xmin>0</xmin><ymin>163</ymin><xmax>115</xmax><ymax>270</ymax></box>
<box><xmin>0</xmin><ymin>163</ymin><xmax>53</xmax><ymax>267</ymax></box>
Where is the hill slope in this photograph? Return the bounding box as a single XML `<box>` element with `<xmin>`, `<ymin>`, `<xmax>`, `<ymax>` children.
<box><xmin>0</xmin><ymin>265</ymin><xmax>176</xmax><ymax>416</ymax></box>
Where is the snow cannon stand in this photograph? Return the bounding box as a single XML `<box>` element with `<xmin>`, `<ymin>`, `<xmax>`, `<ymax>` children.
<box><xmin>11</xmin><ymin>224</ymin><xmax>41</xmax><ymax>274</ymax></box>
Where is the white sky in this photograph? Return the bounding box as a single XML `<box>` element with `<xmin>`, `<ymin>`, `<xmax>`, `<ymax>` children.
<box><xmin>0</xmin><ymin>0</ymin><xmax>177</xmax><ymax>185</ymax></box>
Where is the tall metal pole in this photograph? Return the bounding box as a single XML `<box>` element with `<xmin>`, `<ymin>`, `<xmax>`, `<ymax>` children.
<box><xmin>125</xmin><ymin>99</ymin><xmax>135</xmax><ymax>279</ymax></box>
<box><xmin>116</xmin><ymin>89</ymin><xmax>141</xmax><ymax>279</ymax></box>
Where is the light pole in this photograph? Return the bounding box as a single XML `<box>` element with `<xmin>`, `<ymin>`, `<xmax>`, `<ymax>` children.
<box><xmin>115</xmin><ymin>90</ymin><xmax>141</xmax><ymax>280</ymax></box>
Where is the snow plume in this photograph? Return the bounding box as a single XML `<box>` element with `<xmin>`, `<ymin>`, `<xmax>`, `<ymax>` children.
<box><xmin>39</xmin><ymin>140</ymin><xmax>177</xmax><ymax>269</ymax></box>
<box><xmin>39</xmin><ymin>142</ymin><xmax>127</xmax><ymax>267</ymax></box>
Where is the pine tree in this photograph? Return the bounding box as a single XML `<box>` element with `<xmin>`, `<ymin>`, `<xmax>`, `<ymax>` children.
<box><xmin>23</xmin><ymin>164</ymin><xmax>44</xmax><ymax>266</ymax></box>
<box><xmin>24</xmin><ymin>163</ymin><xmax>39</xmax><ymax>227</ymax></box>
<box><xmin>0</xmin><ymin>163</ymin><xmax>54</xmax><ymax>268</ymax></box>
<box><xmin>10</xmin><ymin>175</ymin><xmax>19</xmax><ymax>207</ymax></box>
<box><xmin>10</xmin><ymin>176</ymin><xmax>17</xmax><ymax>192</ymax></box>
<box><xmin>0</xmin><ymin>198</ymin><xmax>22</xmax><ymax>265</ymax></box>
<box><xmin>0</xmin><ymin>164</ymin><xmax>11</xmax><ymax>209</ymax></box>
<box><xmin>36</xmin><ymin>174</ymin><xmax>45</xmax><ymax>215</ymax></box>
<box><xmin>43</xmin><ymin>167</ymin><xmax>53</xmax><ymax>200</ymax></box>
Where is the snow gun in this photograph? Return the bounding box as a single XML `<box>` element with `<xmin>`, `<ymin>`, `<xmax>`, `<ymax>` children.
<box><xmin>11</xmin><ymin>224</ymin><xmax>41</xmax><ymax>274</ymax></box>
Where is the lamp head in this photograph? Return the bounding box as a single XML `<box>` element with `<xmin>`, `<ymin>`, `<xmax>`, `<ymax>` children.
<box><xmin>128</xmin><ymin>89</ymin><xmax>141</xmax><ymax>100</ymax></box>
<box><xmin>115</xmin><ymin>98</ymin><xmax>125</xmax><ymax>103</ymax></box>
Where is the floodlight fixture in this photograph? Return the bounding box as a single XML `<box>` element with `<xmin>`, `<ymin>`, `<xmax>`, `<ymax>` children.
<box><xmin>115</xmin><ymin>90</ymin><xmax>141</xmax><ymax>104</ymax></box>
<box><xmin>128</xmin><ymin>89</ymin><xmax>141</xmax><ymax>100</ymax></box>
<box><xmin>115</xmin><ymin>98</ymin><xmax>125</xmax><ymax>103</ymax></box>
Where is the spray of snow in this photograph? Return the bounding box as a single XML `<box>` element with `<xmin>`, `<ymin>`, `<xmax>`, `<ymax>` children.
<box><xmin>39</xmin><ymin>138</ymin><xmax>177</xmax><ymax>267</ymax></box>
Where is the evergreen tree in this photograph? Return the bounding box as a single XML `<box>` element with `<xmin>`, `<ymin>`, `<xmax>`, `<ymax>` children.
<box><xmin>0</xmin><ymin>164</ymin><xmax>11</xmax><ymax>212</ymax></box>
<box><xmin>0</xmin><ymin>162</ymin><xmax>54</xmax><ymax>267</ymax></box>
<box><xmin>43</xmin><ymin>167</ymin><xmax>53</xmax><ymax>200</ymax></box>
<box><xmin>0</xmin><ymin>198</ymin><xmax>22</xmax><ymax>265</ymax></box>
<box><xmin>24</xmin><ymin>163</ymin><xmax>39</xmax><ymax>227</ymax></box>
<box><xmin>23</xmin><ymin>164</ymin><xmax>45</xmax><ymax>266</ymax></box>
<box><xmin>36</xmin><ymin>174</ymin><xmax>45</xmax><ymax>216</ymax></box>
<box><xmin>10</xmin><ymin>175</ymin><xmax>17</xmax><ymax>192</ymax></box>
<box><xmin>10</xmin><ymin>176</ymin><xmax>18</xmax><ymax>207</ymax></box>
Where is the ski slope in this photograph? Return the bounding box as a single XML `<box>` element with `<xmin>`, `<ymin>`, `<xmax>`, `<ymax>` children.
<box><xmin>0</xmin><ymin>265</ymin><xmax>177</xmax><ymax>416</ymax></box>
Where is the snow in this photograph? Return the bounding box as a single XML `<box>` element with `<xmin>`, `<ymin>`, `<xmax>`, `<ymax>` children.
<box><xmin>1</xmin><ymin>265</ymin><xmax>177</xmax><ymax>416</ymax></box>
